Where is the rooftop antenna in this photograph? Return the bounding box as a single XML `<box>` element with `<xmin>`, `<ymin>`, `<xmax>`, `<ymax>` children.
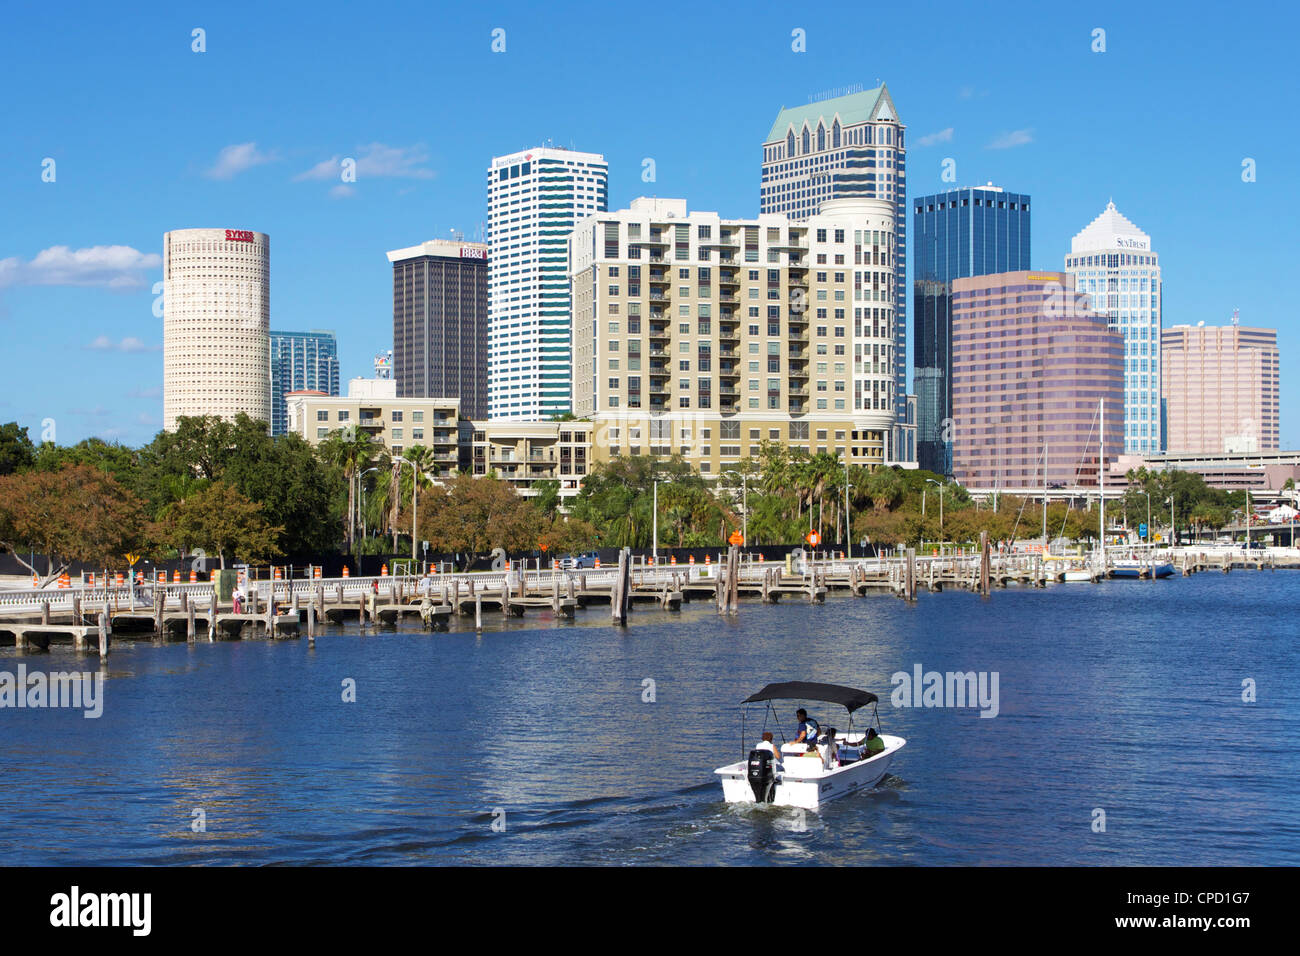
<box><xmin>1231</xmin><ymin>307</ymin><xmax>1240</xmax><ymax>326</ymax></box>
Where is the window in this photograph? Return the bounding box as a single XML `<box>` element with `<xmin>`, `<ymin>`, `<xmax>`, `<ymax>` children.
<box><xmin>391</xmin><ymin>410</ymin><xmax>403</xmax><ymax>422</ymax></box>
<box><xmin>316</xmin><ymin>410</ymin><xmax>328</xmax><ymax>422</ymax></box>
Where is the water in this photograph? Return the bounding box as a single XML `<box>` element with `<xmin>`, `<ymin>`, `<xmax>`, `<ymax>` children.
<box><xmin>1</xmin><ymin>571</ymin><xmax>1296</xmax><ymax>865</ymax></box>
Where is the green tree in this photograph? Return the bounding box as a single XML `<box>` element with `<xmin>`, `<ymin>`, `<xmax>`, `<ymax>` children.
<box><xmin>0</xmin><ymin>423</ymin><xmax>37</xmax><ymax>476</ymax></box>
<box><xmin>159</xmin><ymin>481</ymin><xmax>283</xmax><ymax>569</ymax></box>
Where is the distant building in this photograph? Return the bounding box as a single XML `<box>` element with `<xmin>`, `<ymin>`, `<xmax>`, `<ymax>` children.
<box><xmin>389</xmin><ymin>240</ymin><xmax>489</xmax><ymax>420</ymax></box>
<box><xmin>269</xmin><ymin>330</ymin><xmax>339</xmax><ymax>436</ymax></box>
<box><xmin>1161</xmin><ymin>324</ymin><xmax>1280</xmax><ymax>454</ymax></box>
<box><xmin>913</xmin><ymin>184</ymin><xmax>1031</xmax><ymax>474</ymax></box>
<box><xmin>570</xmin><ymin>196</ymin><xmax>902</xmax><ymax>473</ymax></box>
<box><xmin>1064</xmin><ymin>201</ymin><xmax>1163</xmax><ymax>454</ymax></box>
<box><xmin>488</xmin><ymin>147</ymin><xmax>608</xmax><ymax>420</ymax></box>
<box><xmin>761</xmin><ymin>85</ymin><xmax>910</xmax><ymax>454</ymax></box>
<box><xmin>163</xmin><ymin>227</ymin><xmax>270</xmax><ymax>431</ymax></box>
<box><xmin>951</xmin><ymin>271</ymin><xmax>1124</xmax><ymax>490</ymax></box>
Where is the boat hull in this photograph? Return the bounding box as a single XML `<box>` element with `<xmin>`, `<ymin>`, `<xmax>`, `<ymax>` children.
<box><xmin>716</xmin><ymin>735</ymin><xmax>905</xmax><ymax>811</ymax></box>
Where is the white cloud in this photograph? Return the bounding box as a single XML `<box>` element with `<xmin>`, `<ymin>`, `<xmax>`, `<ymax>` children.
<box><xmin>206</xmin><ymin>142</ymin><xmax>278</xmax><ymax>180</ymax></box>
<box><xmin>987</xmin><ymin>129</ymin><xmax>1034</xmax><ymax>149</ymax></box>
<box><xmin>127</xmin><ymin>385</ymin><xmax>162</xmax><ymax>399</ymax></box>
<box><xmin>0</xmin><ymin>245</ymin><xmax>161</xmax><ymax>290</ymax></box>
<box><xmin>86</xmin><ymin>335</ymin><xmax>160</xmax><ymax>353</ymax></box>
<box><xmin>295</xmin><ymin>143</ymin><xmax>435</xmax><ymax>182</ymax></box>
<box><xmin>915</xmin><ymin>127</ymin><xmax>954</xmax><ymax>148</ymax></box>
<box><xmin>329</xmin><ymin>184</ymin><xmax>357</xmax><ymax>200</ymax></box>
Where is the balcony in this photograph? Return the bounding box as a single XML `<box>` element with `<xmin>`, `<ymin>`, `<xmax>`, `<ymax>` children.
<box><xmin>789</xmin><ymin>364</ymin><xmax>809</xmax><ymax>379</ymax></box>
<box><xmin>719</xmin><ymin>291</ymin><xmax>738</xmax><ymax>303</ymax></box>
<box><xmin>649</xmin><ymin>291</ymin><xmax>670</xmax><ymax>303</ymax></box>
<box><xmin>649</xmin><ymin>325</ymin><xmax>671</xmax><ymax>340</ymax></box>
<box><xmin>788</xmin><ymin>385</ymin><xmax>809</xmax><ymax>397</ymax></box>
<box><xmin>719</xmin><ymin>325</ymin><xmax>740</xmax><ymax>341</ymax></box>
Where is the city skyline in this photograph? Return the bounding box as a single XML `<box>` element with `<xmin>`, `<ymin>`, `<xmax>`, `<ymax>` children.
<box><xmin>2</xmin><ymin>2</ymin><xmax>1296</xmax><ymax>448</ymax></box>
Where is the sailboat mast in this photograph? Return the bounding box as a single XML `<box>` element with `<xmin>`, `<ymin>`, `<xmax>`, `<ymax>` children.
<box><xmin>1099</xmin><ymin>399</ymin><xmax>1106</xmax><ymax>569</ymax></box>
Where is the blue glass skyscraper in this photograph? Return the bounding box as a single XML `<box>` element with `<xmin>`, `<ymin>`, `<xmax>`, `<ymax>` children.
<box><xmin>913</xmin><ymin>184</ymin><xmax>1030</xmax><ymax>474</ymax></box>
<box><xmin>270</xmin><ymin>330</ymin><xmax>340</xmax><ymax>436</ymax></box>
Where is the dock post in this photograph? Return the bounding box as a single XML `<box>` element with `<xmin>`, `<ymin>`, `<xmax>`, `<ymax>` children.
<box><xmin>979</xmin><ymin>531</ymin><xmax>991</xmax><ymax>596</ymax></box>
<box><xmin>359</xmin><ymin>592</ymin><xmax>367</xmax><ymax>629</ymax></box>
<box><xmin>41</xmin><ymin>601</ymin><xmax>50</xmax><ymax>625</ymax></box>
<box><xmin>613</xmin><ymin>549</ymin><xmax>628</xmax><ymax>625</ymax></box>
<box><xmin>729</xmin><ymin>545</ymin><xmax>740</xmax><ymax>613</ymax></box>
<box><xmin>72</xmin><ymin>593</ymin><xmax>82</xmax><ymax>626</ymax></box>
<box><xmin>904</xmin><ymin>548</ymin><xmax>916</xmax><ymax>601</ymax></box>
<box><xmin>187</xmin><ymin>602</ymin><xmax>196</xmax><ymax>641</ymax></box>
<box><xmin>475</xmin><ymin>594</ymin><xmax>483</xmax><ymax>631</ymax></box>
<box><xmin>98</xmin><ymin>611</ymin><xmax>109</xmax><ymax>657</ymax></box>
<box><xmin>153</xmin><ymin>591</ymin><xmax>163</xmax><ymax>635</ymax></box>
<box><xmin>552</xmin><ymin>576</ymin><xmax>561</xmax><ymax>613</ymax></box>
<box><xmin>209</xmin><ymin>591</ymin><xmax>218</xmax><ymax>640</ymax></box>
<box><xmin>307</xmin><ymin>603</ymin><xmax>316</xmax><ymax>644</ymax></box>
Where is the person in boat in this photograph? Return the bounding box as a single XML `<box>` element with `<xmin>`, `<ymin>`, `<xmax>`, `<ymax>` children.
<box><xmin>755</xmin><ymin>731</ymin><xmax>781</xmax><ymax>760</ymax></box>
<box><xmin>864</xmin><ymin>728</ymin><xmax>885</xmax><ymax>756</ymax></box>
<box><xmin>794</xmin><ymin>709</ymin><xmax>820</xmax><ymax>749</ymax></box>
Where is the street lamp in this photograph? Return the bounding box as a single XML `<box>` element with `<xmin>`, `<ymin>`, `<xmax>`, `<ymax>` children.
<box><xmin>652</xmin><ymin>478</ymin><xmax>659</xmax><ymax>563</ymax></box>
<box><xmin>1167</xmin><ymin>495</ymin><xmax>1175</xmax><ymax>549</ymax></box>
<box><xmin>359</xmin><ymin>466</ymin><xmax>380</xmax><ymax>538</ymax></box>
<box><xmin>926</xmin><ymin>478</ymin><xmax>944</xmax><ymax>554</ymax></box>
<box><xmin>391</xmin><ymin>457</ymin><xmax>427</xmax><ymax>568</ymax></box>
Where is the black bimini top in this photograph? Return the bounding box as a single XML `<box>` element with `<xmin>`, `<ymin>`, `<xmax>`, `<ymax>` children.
<box><xmin>743</xmin><ymin>682</ymin><xmax>878</xmax><ymax>713</ymax></box>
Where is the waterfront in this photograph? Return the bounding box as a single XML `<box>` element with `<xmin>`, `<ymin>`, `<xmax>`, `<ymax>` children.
<box><xmin>0</xmin><ymin>572</ymin><xmax>1296</xmax><ymax>866</ymax></box>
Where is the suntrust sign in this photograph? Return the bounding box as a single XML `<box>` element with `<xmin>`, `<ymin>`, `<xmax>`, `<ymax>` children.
<box><xmin>1114</xmin><ymin>236</ymin><xmax>1148</xmax><ymax>250</ymax></box>
<box><xmin>225</xmin><ymin>229</ymin><xmax>255</xmax><ymax>242</ymax></box>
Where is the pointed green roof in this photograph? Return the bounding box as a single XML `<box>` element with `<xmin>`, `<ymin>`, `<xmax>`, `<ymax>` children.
<box><xmin>765</xmin><ymin>85</ymin><xmax>899</xmax><ymax>144</ymax></box>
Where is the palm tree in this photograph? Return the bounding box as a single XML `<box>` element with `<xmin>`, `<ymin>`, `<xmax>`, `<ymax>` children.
<box><xmin>318</xmin><ymin>427</ymin><xmax>378</xmax><ymax>551</ymax></box>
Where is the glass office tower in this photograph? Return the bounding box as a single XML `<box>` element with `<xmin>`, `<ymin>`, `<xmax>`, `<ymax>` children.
<box><xmin>269</xmin><ymin>329</ymin><xmax>340</xmax><ymax>435</ymax></box>
<box><xmin>913</xmin><ymin>184</ymin><xmax>1030</xmax><ymax>474</ymax></box>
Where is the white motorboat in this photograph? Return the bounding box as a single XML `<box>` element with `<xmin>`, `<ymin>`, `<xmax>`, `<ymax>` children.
<box><xmin>715</xmin><ymin>681</ymin><xmax>905</xmax><ymax>811</ymax></box>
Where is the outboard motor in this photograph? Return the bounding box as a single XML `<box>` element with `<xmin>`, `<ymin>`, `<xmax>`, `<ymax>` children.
<box><xmin>747</xmin><ymin>749</ymin><xmax>776</xmax><ymax>803</ymax></box>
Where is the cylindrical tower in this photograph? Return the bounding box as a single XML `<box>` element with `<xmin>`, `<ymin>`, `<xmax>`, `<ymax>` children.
<box><xmin>163</xmin><ymin>227</ymin><xmax>271</xmax><ymax>431</ymax></box>
<box><xmin>816</xmin><ymin>198</ymin><xmax>897</xmax><ymax>440</ymax></box>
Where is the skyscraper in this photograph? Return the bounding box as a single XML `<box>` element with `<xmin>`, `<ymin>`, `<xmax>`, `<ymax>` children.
<box><xmin>389</xmin><ymin>239</ymin><xmax>489</xmax><ymax>420</ymax></box>
<box><xmin>761</xmin><ymin>86</ymin><xmax>908</xmax><ymax>459</ymax></box>
<box><xmin>163</xmin><ymin>227</ymin><xmax>271</xmax><ymax>431</ymax></box>
<box><xmin>913</xmin><ymin>184</ymin><xmax>1031</xmax><ymax>474</ymax></box>
<box><xmin>1065</xmin><ymin>201</ymin><xmax>1163</xmax><ymax>454</ymax></box>
<box><xmin>487</xmin><ymin>146</ymin><xmax>608</xmax><ymax>420</ymax></box>
<box><xmin>1161</xmin><ymin>323</ymin><xmax>1280</xmax><ymax>453</ymax></box>
<box><xmin>950</xmin><ymin>271</ymin><xmax>1124</xmax><ymax>489</ymax></box>
<box><xmin>269</xmin><ymin>330</ymin><xmax>339</xmax><ymax>436</ymax></box>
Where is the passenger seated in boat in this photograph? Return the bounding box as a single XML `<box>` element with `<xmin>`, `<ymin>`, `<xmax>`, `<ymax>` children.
<box><xmin>818</xmin><ymin>728</ymin><xmax>839</xmax><ymax>768</ymax></box>
<box><xmin>755</xmin><ymin>731</ymin><xmax>782</xmax><ymax>762</ymax></box>
<box><xmin>864</xmin><ymin>728</ymin><xmax>885</xmax><ymax>756</ymax></box>
<box><xmin>794</xmin><ymin>709</ymin><xmax>820</xmax><ymax>747</ymax></box>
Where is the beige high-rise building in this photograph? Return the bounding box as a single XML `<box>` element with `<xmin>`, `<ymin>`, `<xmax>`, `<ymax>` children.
<box><xmin>1161</xmin><ymin>323</ymin><xmax>1280</xmax><ymax>453</ymax></box>
<box><xmin>570</xmin><ymin>197</ymin><xmax>899</xmax><ymax>475</ymax></box>
<box><xmin>163</xmin><ymin>227</ymin><xmax>271</xmax><ymax>431</ymax></box>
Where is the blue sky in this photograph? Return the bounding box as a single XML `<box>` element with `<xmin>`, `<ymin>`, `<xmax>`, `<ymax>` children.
<box><xmin>3</xmin><ymin>0</ymin><xmax>1297</xmax><ymax>448</ymax></box>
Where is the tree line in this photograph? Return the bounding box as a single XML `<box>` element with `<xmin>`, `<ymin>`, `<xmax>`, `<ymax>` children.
<box><xmin>1</xmin><ymin>417</ymin><xmax>1239</xmax><ymax>585</ymax></box>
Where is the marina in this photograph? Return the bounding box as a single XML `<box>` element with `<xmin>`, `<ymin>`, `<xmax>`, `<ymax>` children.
<box><xmin>2</xmin><ymin>544</ymin><xmax>1298</xmax><ymax>650</ymax></box>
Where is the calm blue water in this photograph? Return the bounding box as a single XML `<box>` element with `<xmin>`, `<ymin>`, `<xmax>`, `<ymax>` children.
<box><xmin>1</xmin><ymin>571</ymin><xmax>1296</xmax><ymax>865</ymax></box>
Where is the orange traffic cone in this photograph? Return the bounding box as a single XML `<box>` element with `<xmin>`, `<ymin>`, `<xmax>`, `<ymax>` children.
<box><xmin>595</xmin><ymin>557</ymin><xmax>601</xmax><ymax>569</ymax></box>
<box><xmin>274</xmin><ymin>566</ymin><xmax>282</xmax><ymax>580</ymax></box>
<box><xmin>58</xmin><ymin>573</ymin><xmax>70</xmax><ymax>589</ymax></box>
<box><xmin>689</xmin><ymin>555</ymin><xmax>695</xmax><ymax>565</ymax></box>
<box><xmin>670</xmin><ymin>554</ymin><xmax>677</xmax><ymax>565</ymax></box>
<box><xmin>342</xmin><ymin>566</ymin><xmax>350</xmax><ymax>578</ymax></box>
<box><xmin>172</xmin><ymin>569</ymin><xmax>180</xmax><ymax>583</ymax></box>
<box><xmin>313</xmin><ymin>566</ymin><xmax>322</xmax><ymax>579</ymax></box>
<box><xmin>31</xmin><ymin>573</ymin><xmax>38</xmax><ymax>587</ymax></box>
<box><xmin>705</xmin><ymin>554</ymin><xmax>711</xmax><ymax>566</ymax></box>
<box><xmin>380</xmin><ymin>563</ymin><xmax>388</xmax><ymax>577</ymax></box>
<box><xmin>88</xmin><ymin>572</ymin><xmax>96</xmax><ymax>586</ymax></box>
<box><xmin>189</xmin><ymin>569</ymin><xmax>197</xmax><ymax>583</ymax></box>
<box><xmin>116</xmin><ymin>572</ymin><xmax>125</xmax><ymax>586</ymax></box>
<box><xmin>648</xmin><ymin>555</ymin><xmax>654</xmax><ymax>566</ymax></box>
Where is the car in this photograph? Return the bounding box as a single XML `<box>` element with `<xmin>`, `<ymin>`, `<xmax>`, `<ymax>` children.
<box><xmin>561</xmin><ymin>552</ymin><xmax>600</xmax><ymax>570</ymax></box>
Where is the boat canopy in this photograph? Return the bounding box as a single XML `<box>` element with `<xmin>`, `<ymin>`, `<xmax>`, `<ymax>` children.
<box><xmin>743</xmin><ymin>681</ymin><xmax>878</xmax><ymax>713</ymax></box>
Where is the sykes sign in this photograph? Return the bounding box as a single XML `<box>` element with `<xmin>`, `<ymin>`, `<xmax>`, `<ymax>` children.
<box><xmin>225</xmin><ymin>229</ymin><xmax>256</xmax><ymax>242</ymax></box>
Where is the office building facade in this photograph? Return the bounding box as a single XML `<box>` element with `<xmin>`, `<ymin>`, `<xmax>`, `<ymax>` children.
<box><xmin>1064</xmin><ymin>201</ymin><xmax>1163</xmax><ymax>454</ymax></box>
<box><xmin>269</xmin><ymin>330</ymin><xmax>339</xmax><ymax>436</ymax></box>
<box><xmin>1161</xmin><ymin>324</ymin><xmax>1280</xmax><ymax>453</ymax></box>
<box><xmin>570</xmin><ymin>197</ymin><xmax>899</xmax><ymax>474</ymax></box>
<box><xmin>389</xmin><ymin>239</ymin><xmax>489</xmax><ymax>419</ymax></box>
<box><xmin>950</xmin><ymin>271</ymin><xmax>1124</xmax><ymax>490</ymax></box>
<box><xmin>913</xmin><ymin>184</ymin><xmax>1031</xmax><ymax>474</ymax></box>
<box><xmin>761</xmin><ymin>86</ymin><xmax>909</xmax><ymax>458</ymax></box>
<box><xmin>487</xmin><ymin>146</ymin><xmax>608</xmax><ymax>420</ymax></box>
<box><xmin>162</xmin><ymin>227</ymin><xmax>271</xmax><ymax>431</ymax></box>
